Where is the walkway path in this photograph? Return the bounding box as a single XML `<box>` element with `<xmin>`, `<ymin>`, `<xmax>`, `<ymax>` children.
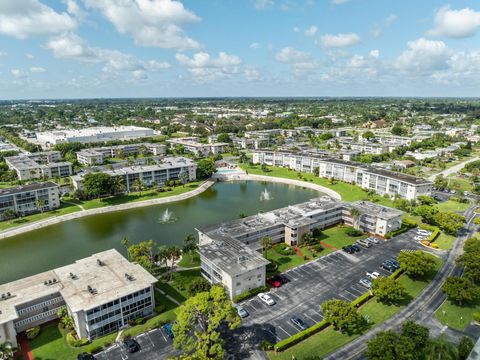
<box><xmin>17</xmin><ymin>334</ymin><xmax>33</xmax><ymax>360</ymax></box>
<box><xmin>0</xmin><ymin>181</ymin><xmax>215</xmax><ymax>241</ymax></box>
<box><xmin>428</xmin><ymin>157</ymin><xmax>480</xmax><ymax>181</ymax></box>
<box><xmin>154</xmin><ymin>287</ymin><xmax>181</xmax><ymax>306</ymax></box>
<box><xmin>60</xmin><ymin>199</ymin><xmax>85</xmax><ymax>211</ymax></box>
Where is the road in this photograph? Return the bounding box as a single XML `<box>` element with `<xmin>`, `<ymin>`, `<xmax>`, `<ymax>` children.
<box><xmin>428</xmin><ymin>157</ymin><xmax>480</xmax><ymax>181</ymax></box>
<box><xmin>324</xmin><ymin>205</ymin><xmax>479</xmax><ymax>360</ymax></box>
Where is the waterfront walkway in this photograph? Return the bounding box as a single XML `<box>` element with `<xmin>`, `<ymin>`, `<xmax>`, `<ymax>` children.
<box><xmin>0</xmin><ymin>180</ymin><xmax>215</xmax><ymax>240</ymax></box>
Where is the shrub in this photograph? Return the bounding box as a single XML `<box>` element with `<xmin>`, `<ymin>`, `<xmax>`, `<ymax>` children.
<box><xmin>273</xmin><ymin>244</ymin><xmax>296</xmax><ymax>256</ymax></box>
<box><xmin>385</xmin><ymin>220</ymin><xmax>417</xmax><ymax>239</ymax></box>
<box><xmin>266</xmin><ymin>262</ymin><xmax>278</xmax><ymax>273</ymax></box>
<box><xmin>311</xmin><ymin>244</ymin><xmax>324</xmax><ymax>253</ymax></box>
<box><xmin>274</xmin><ymin>320</ymin><xmax>330</xmax><ymax>352</ymax></box>
<box><xmin>188</xmin><ymin>277</ymin><xmax>212</xmax><ymax>296</ymax></box>
<box><xmin>26</xmin><ymin>326</ymin><xmax>40</xmax><ymax>340</ymax></box>
<box><xmin>261</xmin><ymin>340</ymin><xmax>274</xmax><ymax>351</ymax></box>
<box><xmin>233</xmin><ymin>285</ymin><xmax>269</xmax><ymax>303</ymax></box>
<box><xmin>66</xmin><ymin>331</ymin><xmax>90</xmax><ymax>347</ymax></box>
<box><xmin>429</xmin><ymin>243</ymin><xmax>439</xmax><ymax>249</ymax></box>
<box><xmin>351</xmin><ymin>291</ymin><xmax>373</xmax><ymax>308</ymax></box>
<box><xmin>155</xmin><ymin>304</ymin><xmax>166</xmax><ymax>313</ymax></box>
<box><xmin>345</xmin><ymin>228</ymin><xmax>364</xmax><ymax>237</ymax></box>
<box><xmin>473</xmin><ymin>312</ymin><xmax>480</xmax><ymax>323</ymax></box>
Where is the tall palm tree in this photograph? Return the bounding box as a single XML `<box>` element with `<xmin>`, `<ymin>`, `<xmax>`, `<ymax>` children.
<box><xmin>424</xmin><ymin>336</ymin><xmax>458</xmax><ymax>360</ymax></box>
<box><xmin>260</xmin><ymin>236</ymin><xmax>272</xmax><ymax>259</ymax></box>
<box><xmin>0</xmin><ymin>342</ymin><xmax>13</xmax><ymax>360</ymax></box>
<box><xmin>35</xmin><ymin>198</ymin><xmax>46</xmax><ymax>213</ymax></box>
<box><xmin>133</xmin><ymin>179</ymin><xmax>145</xmax><ymax>196</ymax></box>
<box><xmin>349</xmin><ymin>207</ymin><xmax>361</xmax><ymax>229</ymax></box>
<box><xmin>121</xmin><ymin>236</ymin><xmax>130</xmax><ymax>260</ymax></box>
<box><xmin>167</xmin><ymin>246</ymin><xmax>182</xmax><ymax>280</ymax></box>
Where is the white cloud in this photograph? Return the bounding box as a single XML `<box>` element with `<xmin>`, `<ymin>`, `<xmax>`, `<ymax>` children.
<box><xmin>245</xmin><ymin>67</ymin><xmax>263</xmax><ymax>81</ymax></box>
<box><xmin>63</xmin><ymin>0</ymin><xmax>87</xmax><ymax>21</ymax></box>
<box><xmin>304</xmin><ymin>25</ymin><xmax>318</xmax><ymax>37</ymax></box>
<box><xmin>176</xmin><ymin>51</ymin><xmax>242</xmax><ymax>82</ymax></box>
<box><xmin>385</xmin><ymin>14</ymin><xmax>398</xmax><ymax>26</ymax></box>
<box><xmin>145</xmin><ymin>60</ymin><xmax>171</xmax><ymax>70</ymax></box>
<box><xmin>370</xmin><ymin>26</ymin><xmax>381</xmax><ymax>38</ymax></box>
<box><xmin>25</xmin><ymin>53</ymin><xmax>34</xmax><ymax>59</ymax></box>
<box><xmin>30</xmin><ymin>66</ymin><xmax>46</xmax><ymax>73</ymax></box>
<box><xmin>331</xmin><ymin>0</ymin><xmax>351</xmax><ymax>4</ymax></box>
<box><xmin>0</xmin><ymin>0</ymin><xmax>76</xmax><ymax>39</ymax></box>
<box><xmin>11</xmin><ymin>69</ymin><xmax>26</xmax><ymax>78</ymax></box>
<box><xmin>251</xmin><ymin>0</ymin><xmax>274</xmax><ymax>10</ymax></box>
<box><xmin>319</xmin><ymin>33</ymin><xmax>360</xmax><ymax>48</ymax></box>
<box><xmin>427</xmin><ymin>6</ymin><xmax>480</xmax><ymax>38</ymax></box>
<box><xmin>0</xmin><ymin>51</ymin><xmax>7</xmax><ymax>57</ymax></box>
<box><xmin>395</xmin><ymin>38</ymin><xmax>452</xmax><ymax>74</ymax></box>
<box><xmin>369</xmin><ymin>50</ymin><xmax>380</xmax><ymax>59</ymax></box>
<box><xmin>293</xmin><ymin>26</ymin><xmax>300</xmax><ymax>33</ymax></box>
<box><xmin>250</xmin><ymin>42</ymin><xmax>261</xmax><ymax>49</ymax></box>
<box><xmin>83</xmin><ymin>0</ymin><xmax>201</xmax><ymax>50</ymax></box>
<box><xmin>275</xmin><ymin>47</ymin><xmax>319</xmax><ymax>75</ymax></box>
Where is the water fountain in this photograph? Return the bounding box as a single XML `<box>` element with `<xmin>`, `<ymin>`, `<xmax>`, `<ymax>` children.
<box><xmin>260</xmin><ymin>188</ymin><xmax>272</xmax><ymax>201</ymax></box>
<box><xmin>158</xmin><ymin>208</ymin><xmax>176</xmax><ymax>224</ymax></box>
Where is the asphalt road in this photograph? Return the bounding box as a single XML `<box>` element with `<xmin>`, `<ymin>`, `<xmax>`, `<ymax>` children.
<box><xmin>225</xmin><ymin>229</ymin><xmax>434</xmax><ymax>359</ymax></box>
<box><xmin>427</xmin><ymin>157</ymin><xmax>480</xmax><ymax>181</ymax></box>
<box><xmin>324</xmin><ymin>206</ymin><xmax>478</xmax><ymax>360</ymax></box>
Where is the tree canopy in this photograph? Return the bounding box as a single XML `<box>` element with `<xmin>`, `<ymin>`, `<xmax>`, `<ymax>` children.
<box><xmin>398</xmin><ymin>251</ymin><xmax>435</xmax><ymax>279</ymax></box>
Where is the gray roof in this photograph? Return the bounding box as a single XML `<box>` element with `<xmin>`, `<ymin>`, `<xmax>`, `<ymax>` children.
<box><xmin>0</xmin><ymin>181</ymin><xmax>58</xmax><ymax>197</ymax></box>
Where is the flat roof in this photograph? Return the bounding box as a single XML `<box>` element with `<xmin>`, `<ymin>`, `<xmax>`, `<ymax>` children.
<box><xmin>36</xmin><ymin>126</ymin><xmax>153</xmax><ymax>139</ymax></box>
<box><xmin>0</xmin><ymin>249</ymin><xmax>157</xmax><ymax>324</ymax></box>
<box><xmin>348</xmin><ymin>201</ymin><xmax>403</xmax><ymax>220</ymax></box>
<box><xmin>5</xmin><ymin>156</ymin><xmax>39</xmax><ymax>170</ymax></box>
<box><xmin>0</xmin><ymin>181</ymin><xmax>58</xmax><ymax>197</ymax></box>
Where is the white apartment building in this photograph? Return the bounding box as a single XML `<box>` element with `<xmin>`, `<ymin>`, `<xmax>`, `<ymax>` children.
<box><xmin>197</xmin><ymin>197</ymin><xmax>403</xmax><ymax>298</ymax></box>
<box><xmin>0</xmin><ymin>182</ymin><xmax>60</xmax><ymax>220</ymax></box>
<box><xmin>0</xmin><ymin>249</ymin><xmax>157</xmax><ymax>347</ymax></box>
<box><xmin>166</xmin><ymin>137</ymin><xmax>228</xmax><ymax>156</ymax></box>
<box><xmin>252</xmin><ymin>150</ymin><xmax>432</xmax><ymax>200</ymax></box>
<box><xmin>5</xmin><ymin>155</ymin><xmax>73</xmax><ymax>181</ymax></box>
<box><xmin>35</xmin><ymin>126</ymin><xmax>155</xmax><ymax>147</ymax></box>
<box><xmin>76</xmin><ymin>143</ymin><xmax>167</xmax><ymax>165</ymax></box>
<box><xmin>72</xmin><ymin>157</ymin><xmax>197</xmax><ymax>192</ymax></box>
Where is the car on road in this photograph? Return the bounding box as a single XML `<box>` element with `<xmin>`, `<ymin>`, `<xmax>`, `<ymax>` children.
<box><xmin>367</xmin><ymin>237</ymin><xmax>380</xmax><ymax>244</ymax></box>
<box><xmin>342</xmin><ymin>245</ymin><xmax>354</xmax><ymax>254</ymax></box>
<box><xmin>123</xmin><ymin>338</ymin><xmax>140</xmax><ymax>353</ymax></box>
<box><xmin>290</xmin><ymin>316</ymin><xmax>307</xmax><ymax>330</ymax></box>
<box><xmin>258</xmin><ymin>292</ymin><xmax>276</xmax><ymax>306</ymax></box>
<box><xmin>350</xmin><ymin>244</ymin><xmax>361</xmax><ymax>252</ymax></box>
<box><xmin>163</xmin><ymin>323</ymin><xmax>175</xmax><ymax>338</ymax></box>
<box><xmin>366</xmin><ymin>271</ymin><xmax>380</xmax><ymax>280</ymax></box>
<box><xmin>77</xmin><ymin>354</ymin><xmax>96</xmax><ymax>360</ymax></box>
<box><xmin>356</xmin><ymin>239</ymin><xmax>371</xmax><ymax>248</ymax></box>
<box><xmin>234</xmin><ymin>304</ymin><xmax>249</xmax><ymax>318</ymax></box>
<box><xmin>359</xmin><ymin>278</ymin><xmax>372</xmax><ymax>288</ymax></box>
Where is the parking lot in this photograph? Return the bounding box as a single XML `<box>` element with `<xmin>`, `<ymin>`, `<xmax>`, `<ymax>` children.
<box><xmin>236</xmin><ymin>228</ymin><xmax>435</xmax><ymax>344</ymax></box>
<box><xmin>95</xmin><ymin>328</ymin><xmax>179</xmax><ymax>360</ymax></box>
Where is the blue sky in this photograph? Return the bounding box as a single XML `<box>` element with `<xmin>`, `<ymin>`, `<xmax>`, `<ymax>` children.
<box><xmin>1</xmin><ymin>0</ymin><xmax>480</xmax><ymax>99</ymax></box>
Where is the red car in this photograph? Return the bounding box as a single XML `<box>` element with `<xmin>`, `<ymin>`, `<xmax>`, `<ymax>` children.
<box><xmin>267</xmin><ymin>277</ymin><xmax>282</xmax><ymax>288</ymax></box>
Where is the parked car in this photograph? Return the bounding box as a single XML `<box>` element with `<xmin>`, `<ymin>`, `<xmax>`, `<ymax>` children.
<box><xmin>343</xmin><ymin>245</ymin><xmax>354</xmax><ymax>254</ymax></box>
<box><xmin>382</xmin><ymin>261</ymin><xmax>395</xmax><ymax>272</ymax></box>
<box><xmin>417</xmin><ymin>229</ymin><xmax>431</xmax><ymax>236</ymax></box>
<box><xmin>267</xmin><ymin>277</ymin><xmax>282</xmax><ymax>288</ymax></box>
<box><xmin>234</xmin><ymin>305</ymin><xmax>249</xmax><ymax>318</ymax></box>
<box><xmin>359</xmin><ymin>278</ymin><xmax>372</xmax><ymax>288</ymax></box>
<box><xmin>290</xmin><ymin>316</ymin><xmax>307</xmax><ymax>330</ymax></box>
<box><xmin>163</xmin><ymin>323</ymin><xmax>175</xmax><ymax>338</ymax></box>
<box><xmin>77</xmin><ymin>354</ymin><xmax>96</xmax><ymax>360</ymax></box>
<box><xmin>123</xmin><ymin>338</ymin><xmax>140</xmax><ymax>353</ymax></box>
<box><xmin>357</xmin><ymin>239</ymin><xmax>371</xmax><ymax>248</ymax></box>
<box><xmin>387</xmin><ymin>258</ymin><xmax>400</xmax><ymax>269</ymax></box>
<box><xmin>367</xmin><ymin>237</ymin><xmax>380</xmax><ymax>244</ymax></box>
<box><xmin>258</xmin><ymin>292</ymin><xmax>276</xmax><ymax>306</ymax></box>
<box><xmin>271</xmin><ymin>274</ymin><xmax>289</xmax><ymax>284</ymax></box>
<box><xmin>351</xmin><ymin>244</ymin><xmax>361</xmax><ymax>252</ymax></box>
<box><xmin>366</xmin><ymin>271</ymin><xmax>380</xmax><ymax>280</ymax></box>
<box><xmin>414</xmin><ymin>235</ymin><xmax>425</xmax><ymax>241</ymax></box>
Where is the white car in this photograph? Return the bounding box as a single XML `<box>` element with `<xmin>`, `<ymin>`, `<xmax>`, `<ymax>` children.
<box><xmin>366</xmin><ymin>271</ymin><xmax>380</xmax><ymax>280</ymax></box>
<box><xmin>359</xmin><ymin>278</ymin><xmax>372</xmax><ymax>288</ymax></box>
<box><xmin>414</xmin><ymin>235</ymin><xmax>425</xmax><ymax>241</ymax></box>
<box><xmin>257</xmin><ymin>292</ymin><xmax>276</xmax><ymax>306</ymax></box>
<box><xmin>417</xmin><ymin>229</ymin><xmax>431</xmax><ymax>236</ymax></box>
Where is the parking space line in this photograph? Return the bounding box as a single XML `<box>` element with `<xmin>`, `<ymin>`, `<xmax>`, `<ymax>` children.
<box><xmin>159</xmin><ymin>328</ymin><xmax>167</xmax><ymax>341</ymax></box>
<box><xmin>267</xmin><ymin>329</ymin><xmax>282</xmax><ymax>342</ymax></box>
<box><xmin>303</xmin><ymin>313</ymin><xmax>318</xmax><ymax>323</ymax></box>
<box><xmin>277</xmin><ymin>325</ymin><xmax>292</xmax><ymax>337</ymax></box>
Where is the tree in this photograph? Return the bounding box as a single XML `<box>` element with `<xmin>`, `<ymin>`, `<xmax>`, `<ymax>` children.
<box><xmin>363</xmin><ymin>131</ymin><xmax>375</xmax><ymax>141</ymax></box>
<box><xmin>458</xmin><ymin>237</ymin><xmax>480</xmax><ymax>284</ymax></box>
<box><xmin>442</xmin><ymin>276</ymin><xmax>479</xmax><ymax>306</ymax></box>
<box><xmin>260</xmin><ymin>236</ymin><xmax>272</xmax><ymax>259</ymax></box>
<box><xmin>391</xmin><ymin>124</ymin><xmax>408</xmax><ymax>136</ymax></box>
<box><xmin>349</xmin><ymin>207</ymin><xmax>361</xmax><ymax>229</ymax></box>
<box><xmin>35</xmin><ymin>198</ymin><xmax>46</xmax><ymax>213</ymax></box>
<box><xmin>401</xmin><ymin>321</ymin><xmax>429</xmax><ymax>352</ymax></box>
<box><xmin>1</xmin><ymin>208</ymin><xmax>17</xmax><ymax>223</ymax></box>
<box><xmin>83</xmin><ymin>172</ymin><xmax>115</xmax><ymax>198</ymax></box>
<box><xmin>301</xmin><ymin>232</ymin><xmax>316</xmax><ymax>246</ymax></box>
<box><xmin>127</xmin><ymin>240</ymin><xmax>156</xmax><ymax>273</ymax></box>
<box><xmin>398</xmin><ymin>251</ymin><xmax>435</xmax><ymax>279</ymax></box>
<box><xmin>433</xmin><ymin>212</ymin><xmax>465</xmax><ymax>235</ymax></box>
<box><xmin>414</xmin><ymin>205</ymin><xmax>438</xmax><ymax>225</ymax></box>
<box><xmin>434</xmin><ymin>174</ymin><xmax>448</xmax><ymax>189</ymax></box>
<box><xmin>238</xmin><ymin>152</ymin><xmax>248</xmax><ymax>164</ymax></box>
<box><xmin>424</xmin><ymin>336</ymin><xmax>458</xmax><ymax>360</ymax></box>
<box><xmin>167</xmin><ymin>245</ymin><xmax>182</xmax><ymax>280</ymax></box>
<box><xmin>217</xmin><ymin>133</ymin><xmax>231</xmax><ymax>143</ymax></box>
<box><xmin>457</xmin><ymin>336</ymin><xmax>474</xmax><ymax>360</ymax></box>
<box><xmin>178</xmin><ymin>170</ymin><xmax>190</xmax><ymax>185</ymax></box>
<box><xmin>371</xmin><ymin>277</ymin><xmax>406</xmax><ymax>304</ymax></box>
<box><xmin>197</xmin><ymin>158</ymin><xmax>216</xmax><ymax>179</ymax></box>
<box><xmin>112</xmin><ymin>176</ymin><xmax>126</xmax><ymax>194</ymax></box>
<box><xmin>321</xmin><ymin>299</ymin><xmax>362</xmax><ymax>333</ymax></box>
<box><xmin>158</xmin><ymin>245</ymin><xmax>170</xmax><ymax>271</ymax></box>
<box><xmin>172</xmin><ymin>285</ymin><xmax>241</xmax><ymax>359</ymax></box>
<box><xmin>0</xmin><ymin>342</ymin><xmax>13</xmax><ymax>360</ymax></box>
<box><xmin>133</xmin><ymin>178</ymin><xmax>145</xmax><ymax>196</ymax></box>
<box><xmin>121</xmin><ymin>236</ymin><xmax>130</xmax><ymax>260</ymax></box>
<box><xmin>366</xmin><ymin>330</ymin><xmax>415</xmax><ymax>360</ymax></box>
<box><xmin>182</xmin><ymin>234</ymin><xmax>198</xmax><ymax>264</ymax></box>
<box><xmin>188</xmin><ymin>278</ymin><xmax>212</xmax><ymax>296</ymax></box>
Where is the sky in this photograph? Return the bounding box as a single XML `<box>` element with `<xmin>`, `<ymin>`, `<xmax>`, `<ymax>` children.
<box><xmin>1</xmin><ymin>0</ymin><xmax>480</xmax><ymax>99</ymax></box>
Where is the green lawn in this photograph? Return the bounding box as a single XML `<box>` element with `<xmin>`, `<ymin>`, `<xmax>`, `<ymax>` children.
<box><xmin>447</xmin><ymin>176</ymin><xmax>473</xmax><ymax>192</ymax></box>
<box><xmin>433</xmin><ymin>232</ymin><xmax>456</xmax><ymax>250</ymax></box>
<box><xmin>436</xmin><ymin>200</ymin><xmax>470</xmax><ymax>213</ymax></box>
<box><xmin>436</xmin><ymin>299</ymin><xmax>480</xmax><ymax>330</ymax></box>
<box><xmin>0</xmin><ymin>202</ymin><xmax>81</xmax><ymax>231</ymax></box>
<box><xmin>155</xmin><ymin>269</ymin><xmax>203</xmax><ymax>303</ymax></box>
<box><xmin>316</xmin><ymin>226</ymin><xmax>366</xmax><ymax>249</ymax></box>
<box><xmin>178</xmin><ymin>252</ymin><xmax>200</xmax><ymax>268</ymax></box>
<box><xmin>268</xmin><ymin>253</ymin><xmax>442</xmax><ymax>360</ymax></box>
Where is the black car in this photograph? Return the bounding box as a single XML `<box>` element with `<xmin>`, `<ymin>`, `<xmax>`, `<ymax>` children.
<box><xmin>123</xmin><ymin>338</ymin><xmax>141</xmax><ymax>353</ymax></box>
<box><xmin>350</xmin><ymin>244</ymin><xmax>361</xmax><ymax>252</ymax></box>
<box><xmin>77</xmin><ymin>354</ymin><xmax>96</xmax><ymax>360</ymax></box>
<box><xmin>382</xmin><ymin>261</ymin><xmax>395</xmax><ymax>272</ymax></box>
<box><xmin>342</xmin><ymin>245</ymin><xmax>354</xmax><ymax>254</ymax></box>
<box><xmin>290</xmin><ymin>316</ymin><xmax>307</xmax><ymax>330</ymax></box>
<box><xmin>387</xmin><ymin>258</ymin><xmax>400</xmax><ymax>269</ymax></box>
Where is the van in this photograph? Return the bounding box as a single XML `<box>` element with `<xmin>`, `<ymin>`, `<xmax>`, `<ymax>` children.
<box><xmin>356</xmin><ymin>239</ymin><xmax>371</xmax><ymax>248</ymax></box>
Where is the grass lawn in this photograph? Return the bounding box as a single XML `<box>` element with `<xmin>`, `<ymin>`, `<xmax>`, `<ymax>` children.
<box><xmin>316</xmin><ymin>226</ymin><xmax>366</xmax><ymax>249</ymax></box>
<box><xmin>80</xmin><ymin>181</ymin><xmax>204</xmax><ymax>210</ymax></box>
<box><xmin>268</xmin><ymin>253</ymin><xmax>442</xmax><ymax>360</ymax></box>
<box><xmin>0</xmin><ymin>202</ymin><xmax>81</xmax><ymax>231</ymax></box>
<box><xmin>178</xmin><ymin>252</ymin><xmax>200</xmax><ymax>268</ymax></box>
<box><xmin>435</xmin><ymin>299</ymin><xmax>480</xmax><ymax>330</ymax></box>
<box><xmin>432</xmin><ymin>232</ymin><xmax>456</xmax><ymax>250</ymax></box>
<box><xmin>436</xmin><ymin>200</ymin><xmax>470</xmax><ymax>213</ymax></box>
<box><xmin>447</xmin><ymin>176</ymin><xmax>473</xmax><ymax>192</ymax></box>
<box><xmin>155</xmin><ymin>269</ymin><xmax>203</xmax><ymax>303</ymax></box>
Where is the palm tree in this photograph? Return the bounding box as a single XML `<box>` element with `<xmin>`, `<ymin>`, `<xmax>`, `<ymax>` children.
<box><xmin>1</xmin><ymin>209</ymin><xmax>17</xmax><ymax>223</ymax></box>
<box><xmin>0</xmin><ymin>342</ymin><xmax>13</xmax><ymax>360</ymax></box>
<box><xmin>158</xmin><ymin>245</ymin><xmax>170</xmax><ymax>272</ymax></box>
<box><xmin>35</xmin><ymin>198</ymin><xmax>46</xmax><ymax>213</ymax></box>
<box><xmin>260</xmin><ymin>236</ymin><xmax>272</xmax><ymax>259</ymax></box>
<box><xmin>112</xmin><ymin>176</ymin><xmax>126</xmax><ymax>194</ymax></box>
<box><xmin>121</xmin><ymin>236</ymin><xmax>130</xmax><ymax>260</ymax></box>
<box><xmin>167</xmin><ymin>246</ymin><xmax>182</xmax><ymax>280</ymax></box>
<box><xmin>133</xmin><ymin>179</ymin><xmax>145</xmax><ymax>196</ymax></box>
<box><xmin>424</xmin><ymin>336</ymin><xmax>458</xmax><ymax>360</ymax></box>
<box><xmin>60</xmin><ymin>315</ymin><xmax>74</xmax><ymax>330</ymax></box>
<box><xmin>178</xmin><ymin>170</ymin><xmax>189</xmax><ymax>186</ymax></box>
<box><xmin>349</xmin><ymin>207</ymin><xmax>361</xmax><ymax>229</ymax></box>
<box><xmin>182</xmin><ymin>234</ymin><xmax>198</xmax><ymax>264</ymax></box>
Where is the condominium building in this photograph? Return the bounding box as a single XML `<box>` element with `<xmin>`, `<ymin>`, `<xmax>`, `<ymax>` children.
<box><xmin>0</xmin><ymin>249</ymin><xmax>157</xmax><ymax>347</ymax></box>
<box><xmin>252</xmin><ymin>150</ymin><xmax>432</xmax><ymax>200</ymax></box>
<box><xmin>0</xmin><ymin>182</ymin><xmax>60</xmax><ymax>219</ymax></box>
<box><xmin>76</xmin><ymin>143</ymin><xmax>167</xmax><ymax>165</ymax></box>
<box><xmin>5</xmin><ymin>155</ymin><xmax>73</xmax><ymax>181</ymax></box>
<box><xmin>166</xmin><ymin>137</ymin><xmax>228</xmax><ymax>156</ymax></box>
<box><xmin>197</xmin><ymin>197</ymin><xmax>403</xmax><ymax>297</ymax></box>
<box><xmin>72</xmin><ymin>157</ymin><xmax>197</xmax><ymax>192</ymax></box>
<box><xmin>35</xmin><ymin>126</ymin><xmax>155</xmax><ymax>147</ymax></box>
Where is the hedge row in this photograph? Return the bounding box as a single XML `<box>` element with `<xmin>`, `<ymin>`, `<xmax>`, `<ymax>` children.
<box><xmin>419</xmin><ymin>223</ymin><xmax>440</xmax><ymax>242</ymax></box>
<box><xmin>385</xmin><ymin>220</ymin><xmax>417</xmax><ymax>239</ymax></box>
<box><xmin>274</xmin><ymin>319</ymin><xmax>330</xmax><ymax>352</ymax></box>
<box><xmin>232</xmin><ymin>285</ymin><xmax>268</xmax><ymax>303</ymax></box>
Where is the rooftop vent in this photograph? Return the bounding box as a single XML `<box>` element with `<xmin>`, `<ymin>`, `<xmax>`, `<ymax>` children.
<box><xmin>69</xmin><ymin>272</ymin><xmax>78</xmax><ymax>280</ymax></box>
<box><xmin>44</xmin><ymin>278</ymin><xmax>57</xmax><ymax>286</ymax></box>
<box><xmin>87</xmin><ymin>285</ymin><xmax>98</xmax><ymax>295</ymax></box>
<box><xmin>0</xmin><ymin>292</ymin><xmax>13</xmax><ymax>301</ymax></box>
<box><xmin>124</xmin><ymin>273</ymin><xmax>136</xmax><ymax>281</ymax></box>
<box><xmin>97</xmin><ymin>259</ymin><xmax>105</xmax><ymax>266</ymax></box>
